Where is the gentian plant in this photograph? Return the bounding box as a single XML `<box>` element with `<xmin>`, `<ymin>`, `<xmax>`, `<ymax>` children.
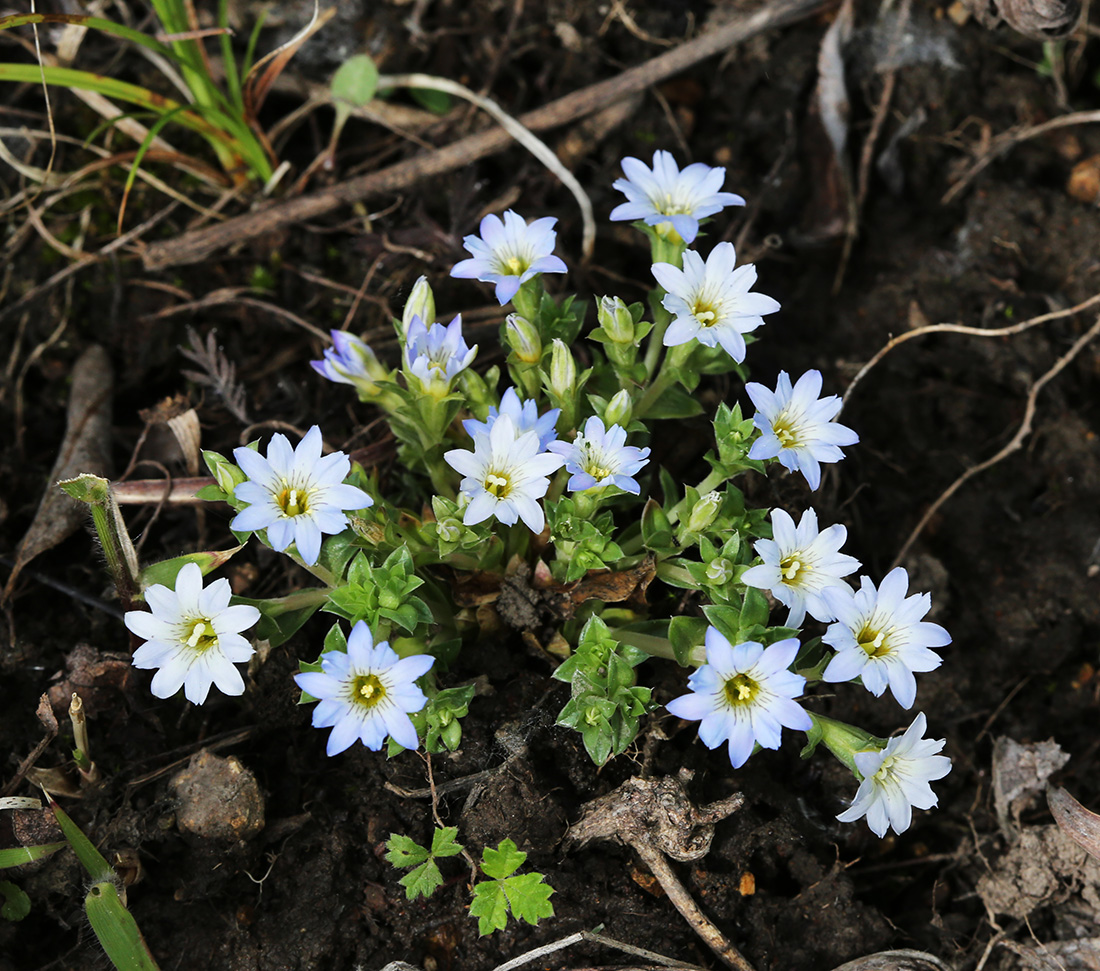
<box><xmin>70</xmin><ymin>156</ymin><xmax>953</xmax><ymax>937</ymax></box>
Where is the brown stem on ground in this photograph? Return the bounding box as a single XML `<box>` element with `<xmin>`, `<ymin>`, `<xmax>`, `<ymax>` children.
<box><xmin>142</xmin><ymin>0</ymin><xmax>832</xmax><ymax>270</ymax></box>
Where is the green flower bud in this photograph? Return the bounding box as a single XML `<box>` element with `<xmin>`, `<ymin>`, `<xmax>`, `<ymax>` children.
<box><xmin>438</xmin><ymin>518</ymin><xmax>463</xmax><ymax>544</ymax></box>
<box><xmin>597</xmin><ymin>295</ymin><xmax>635</xmax><ymax>344</ymax></box>
<box><xmin>705</xmin><ymin>557</ymin><xmax>733</xmax><ymax>585</ymax></box>
<box><xmin>687</xmin><ymin>491</ymin><xmax>722</xmax><ymax>532</ymax></box>
<box><xmin>401</xmin><ymin>275</ymin><xmax>435</xmax><ymax>336</ymax></box>
<box><xmin>604</xmin><ymin>389</ymin><xmax>633</xmax><ymax>427</ymax></box>
<box><xmin>505</xmin><ymin>314</ymin><xmax>542</xmax><ymax>364</ymax></box>
<box><xmin>549</xmin><ymin>339</ymin><xmax>577</xmax><ymax>399</ymax></box>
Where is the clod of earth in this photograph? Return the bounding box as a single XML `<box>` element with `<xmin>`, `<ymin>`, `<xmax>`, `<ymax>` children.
<box><xmin>168</xmin><ymin>750</ymin><xmax>265</xmax><ymax>842</ymax></box>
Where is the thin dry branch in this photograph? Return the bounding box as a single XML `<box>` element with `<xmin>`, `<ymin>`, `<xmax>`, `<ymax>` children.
<box><xmin>892</xmin><ymin>311</ymin><xmax>1100</xmax><ymax>565</ymax></box>
<box><xmin>142</xmin><ymin>0</ymin><xmax>831</xmax><ymax>269</ymax></box>
<box><xmin>840</xmin><ymin>290</ymin><xmax>1100</xmax><ymax>410</ymax></box>
<box><xmin>944</xmin><ymin>109</ymin><xmax>1100</xmax><ymax>203</ymax></box>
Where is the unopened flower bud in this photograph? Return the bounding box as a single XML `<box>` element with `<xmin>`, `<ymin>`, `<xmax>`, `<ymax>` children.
<box><xmin>705</xmin><ymin>557</ymin><xmax>733</xmax><ymax>585</ymax></box>
<box><xmin>598</xmin><ymin>295</ymin><xmax>635</xmax><ymax>344</ymax></box>
<box><xmin>549</xmin><ymin>339</ymin><xmax>577</xmax><ymax>398</ymax></box>
<box><xmin>687</xmin><ymin>491</ymin><xmax>722</xmax><ymax>533</ymax></box>
<box><xmin>604</xmin><ymin>389</ymin><xmax>633</xmax><ymax>427</ymax></box>
<box><xmin>438</xmin><ymin>518</ymin><xmax>463</xmax><ymax>544</ymax></box>
<box><xmin>401</xmin><ymin>275</ymin><xmax>435</xmax><ymax>337</ymax></box>
<box><xmin>505</xmin><ymin>314</ymin><xmax>542</xmax><ymax>364</ymax></box>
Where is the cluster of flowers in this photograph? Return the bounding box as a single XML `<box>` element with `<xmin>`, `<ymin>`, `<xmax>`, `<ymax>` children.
<box><xmin>122</xmin><ymin>150</ymin><xmax>950</xmax><ymax>839</ymax></box>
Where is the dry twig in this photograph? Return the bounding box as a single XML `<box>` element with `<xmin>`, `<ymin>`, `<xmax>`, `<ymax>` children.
<box><xmin>142</xmin><ymin>0</ymin><xmax>831</xmax><ymax>269</ymax></box>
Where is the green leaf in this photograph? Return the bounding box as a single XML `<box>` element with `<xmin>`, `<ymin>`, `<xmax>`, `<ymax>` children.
<box><xmin>331</xmin><ymin>54</ymin><xmax>379</xmax><ymax>108</ymax></box>
<box><xmin>0</xmin><ymin>880</ymin><xmax>29</xmax><ymax>921</ymax></box>
<box><xmin>470</xmin><ymin>879</ymin><xmax>510</xmax><ymax>935</ymax></box>
<box><xmin>642</xmin><ymin>385</ymin><xmax>705</xmax><ymax>420</ymax></box>
<box><xmin>384</xmin><ymin>834</ymin><xmax>430</xmax><ymax>869</ymax></box>
<box><xmin>702</xmin><ymin>604</ymin><xmax>741</xmax><ymax>642</ymax></box>
<box><xmin>0</xmin><ymin>842</ymin><xmax>65</xmax><ymax>869</ymax></box>
<box><xmin>50</xmin><ymin>801</ymin><xmax>113</xmax><ymax>883</ymax></box>
<box><xmin>668</xmin><ymin>616</ymin><xmax>708</xmax><ymax>666</ymax></box>
<box><xmin>430</xmin><ymin>826</ymin><xmax>464</xmax><ymax>858</ymax></box>
<box><xmin>139</xmin><ymin>547</ymin><xmax>244</xmax><ymax>591</ymax></box>
<box><xmin>409</xmin><ymin>86</ymin><xmax>452</xmax><ymax>114</ymax></box>
<box><xmin>398</xmin><ymin>859</ymin><xmax>443</xmax><ymax>901</ymax></box>
<box><xmin>85</xmin><ymin>880</ymin><xmax>161</xmax><ymax>970</ymax></box>
<box><xmin>480</xmin><ymin>838</ymin><xmax>526</xmax><ymax>880</ymax></box>
<box><xmin>501</xmin><ymin>871</ymin><xmax>555</xmax><ymax>926</ymax></box>
<box><xmin>739</xmin><ymin>586</ymin><xmax>771</xmax><ymax>630</ymax></box>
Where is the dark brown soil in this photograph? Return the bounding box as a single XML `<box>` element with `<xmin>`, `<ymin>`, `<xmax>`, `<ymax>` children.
<box><xmin>3</xmin><ymin>1</ymin><xmax>1100</xmax><ymax>970</ymax></box>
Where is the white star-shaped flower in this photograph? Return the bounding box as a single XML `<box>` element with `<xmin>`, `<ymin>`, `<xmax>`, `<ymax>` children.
<box><xmin>444</xmin><ymin>415</ymin><xmax>565</xmax><ymax>533</ymax></box>
<box><xmin>124</xmin><ymin>562</ymin><xmax>260</xmax><ymax>705</ymax></box>
<box><xmin>746</xmin><ymin>369</ymin><xmax>859</xmax><ymax>491</ymax></box>
<box><xmin>821</xmin><ymin>568</ymin><xmax>951</xmax><ymax>709</ymax></box>
<box><xmin>837</xmin><ymin>712</ymin><xmax>951</xmax><ymax>837</ymax></box>
<box><xmin>450</xmin><ymin>210</ymin><xmax>567</xmax><ymax>305</ymax></box>
<box><xmin>547</xmin><ymin>415</ymin><xmax>651</xmax><ymax>495</ymax></box>
<box><xmin>652</xmin><ymin>242</ymin><xmax>780</xmax><ymax>363</ymax></box>
<box><xmin>741</xmin><ymin>507</ymin><xmax>860</xmax><ymax>629</ymax></box>
<box><xmin>610</xmin><ymin>150</ymin><xmax>745</xmax><ymax>244</ymax></box>
<box><xmin>667</xmin><ymin>628</ymin><xmax>812</xmax><ymax>769</ymax></box>
<box><xmin>294</xmin><ymin>621</ymin><xmax>434</xmax><ymax>756</ymax></box>
<box><xmin>231</xmin><ymin>426</ymin><xmax>373</xmax><ymax>566</ymax></box>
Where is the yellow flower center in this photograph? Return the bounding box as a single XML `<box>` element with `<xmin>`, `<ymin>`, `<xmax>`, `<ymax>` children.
<box><xmin>485</xmin><ymin>471</ymin><xmax>512</xmax><ymax>498</ymax></box>
<box><xmin>773</xmin><ymin>418</ymin><xmax>798</xmax><ymax>447</ymax></box>
<box><xmin>352</xmin><ymin>673</ymin><xmax>386</xmax><ymax>709</ymax></box>
<box><xmin>185</xmin><ymin>619</ymin><xmax>218</xmax><ymax>653</ymax></box>
<box><xmin>724</xmin><ymin>673</ymin><xmax>759</xmax><ymax>707</ymax></box>
<box><xmin>276</xmin><ymin>483</ymin><xmax>310</xmax><ymax>518</ymax></box>
<box><xmin>857</xmin><ymin>626</ymin><xmax>889</xmax><ymax>657</ymax></box>
<box><xmin>779</xmin><ymin>554</ymin><xmax>802</xmax><ymax>582</ymax></box>
<box><xmin>505</xmin><ymin>255</ymin><xmax>527</xmax><ymax>275</ymax></box>
<box><xmin>691</xmin><ymin>301</ymin><xmax>719</xmax><ymax>326</ymax></box>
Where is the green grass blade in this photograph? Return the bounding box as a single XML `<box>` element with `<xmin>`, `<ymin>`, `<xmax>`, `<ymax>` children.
<box><xmin>119</xmin><ymin>105</ymin><xmax>190</xmax><ymax>230</ymax></box>
<box><xmin>0</xmin><ymin>13</ymin><xmax>174</xmax><ymax>61</ymax></box>
<box><xmin>85</xmin><ymin>881</ymin><xmax>161</xmax><ymax>971</ymax></box>
<box><xmin>218</xmin><ymin>0</ymin><xmax>243</xmax><ymax>112</ymax></box>
<box><xmin>242</xmin><ymin>9</ymin><xmax>269</xmax><ymax>79</ymax></box>
<box><xmin>49</xmin><ymin>799</ymin><xmax>113</xmax><ymax>884</ymax></box>
<box><xmin>0</xmin><ymin>842</ymin><xmax>65</xmax><ymax>869</ymax></box>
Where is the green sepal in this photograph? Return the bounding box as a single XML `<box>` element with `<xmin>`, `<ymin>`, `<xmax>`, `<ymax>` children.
<box><xmin>138</xmin><ymin>547</ymin><xmax>245</xmax><ymax>592</ymax></box>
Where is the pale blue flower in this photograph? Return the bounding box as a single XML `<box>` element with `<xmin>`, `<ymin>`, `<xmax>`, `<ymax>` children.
<box><xmin>746</xmin><ymin>369</ymin><xmax>859</xmax><ymax>491</ymax></box>
<box><xmin>294</xmin><ymin>621</ymin><xmax>434</xmax><ymax>756</ymax></box>
<box><xmin>837</xmin><ymin>712</ymin><xmax>951</xmax><ymax>837</ymax></box>
<box><xmin>741</xmin><ymin>507</ymin><xmax>860</xmax><ymax>629</ymax></box>
<box><xmin>310</xmin><ymin>330</ymin><xmax>389</xmax><ymax>398</ymax></box>
<box><xmin>547</xmin><ymin>415</ymin><xmax>650</xmax><ymax>495</ymax></box>
<box><xmin>450</xmin><ymin>210</ymin><xmax>567</xmax><ymax>305</ymax></box>
<box><xmin>231</xmin><ymin>426</ymin><xmax>373</xmax><ymax>566</ymax></box>
<box><xmin>125</xmin><ymin>562</ymin><xmax>260</xmax><ymax>705</ymax></box>
<box><xmin>444</xmin><ymin>415</ymin><xmax>565</xmax><ymax>533</ymax></box>
<box><xmin>610</xmin><ymin>150</ymin><xmax>745</xmax><ymax>243</ymax></box>
<box><xmin>653</xmin><ymin>242</ymin><xmax>780</xmax><ymax>363</ymax></box>
<box><xmin>822</xmin><ymin>568</ymin><xmax>950</xmax><ymax>710</ymax></box>
<box><xmin>463</xmin><ymin>387</ymin><xmax>561</xmax><ymax>450</ymax></box>
<box><xmin>403</xmin><ymin>314</ymin><xmax>477</xmax><ymax>399</ymax></box>
<box><xmin>667</xmin><ymin>629</ymin><xmax>812</xmax><ymax>769</ymax></box>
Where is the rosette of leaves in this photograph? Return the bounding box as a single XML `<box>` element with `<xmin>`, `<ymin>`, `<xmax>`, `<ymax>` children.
<box><xmin>323</xmin><ymin>548</ymin><xmax>434</xmax><ymax>639</ymax></box>
<box><xmin>553</xmin><ymin>615</ymin><xmax>655</xmax><ymax>765</ymax></box>
<box><xmin>546</xmin><ymin>498</ymin><xmax>625</xmax><ymax>582</ymax></box>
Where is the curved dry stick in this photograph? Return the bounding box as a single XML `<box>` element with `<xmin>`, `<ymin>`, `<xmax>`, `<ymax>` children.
<box><xmin>380</xmin><ymin>72</ymin><xmax>596</xmax><ymax>260</ymax></box>
<box><xmin>840</xmin><ymin>290</ymin><xmax>1100</xmax><ymax>411</ymax></box>
<box><xmin>892</xmin><ymin>311</ymin><xmax>1100</xmax><ymax>566</ymax></box>
<box><xmin>944</xmin><ymin>109</ymin><xmax>1100</xmax><ymax>204</ymax></box>
<box><xmin>142</xmin><ymin>0</ymin><xmax>831</xmax><ymax>270</ymax></box>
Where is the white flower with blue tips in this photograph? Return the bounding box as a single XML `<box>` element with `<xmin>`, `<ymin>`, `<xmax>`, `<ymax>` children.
<box><xmin>610</xmin><ymin>150</ymin><xmax>745</xmax><ymax>243</ymax></box>
<box><xmin>403</xmin><ymin>314</ymin><xmax>477</xmax><ymax>399</ymax></box>
<box><xmin>444</xmin><ymin>414</ymin><xmax>565</xmax><ymax>533</ymax></box>
<box><xmin>294</xmin><ymin>621</ymin><xmax>434</xmax><ymax>756</ymax></box>
<box><xmin>667</xmin><ymin>629</ymin><xmax>812</xmax><ymax>769</ymax></box>
<box><xmin>125</xmin><ymin>562</ymin><xmax>260</xmax><ymax>705</ymax></box>
<box><xmin>463</xmin><ymin>387</ymin><xmax>561</xmax><ymax>450</ymax></box>
<box><xmin>653</xmin><ymin>242</ymin><xmax>780</xmax><ymax>363</ymax></box>
<box><xmin>837</xmin><ymin>712</ymin><xmax>951</xmax><ymax>837</ymax></box>
<box><xmin>547</xmin><ymin>416</ymin><xmax>650</xmax><ymax>495</ymax></box>
<box><xmin>747</xmin><ymin>369</ymin><xmax>859</xmax><ymax>491</ymax></box>
<box><xmin>231</xmin><ymin>426</ymin><xmax>373</xmax><ymax>566</ymax></box>
<box><xmin>450</xmin><ymin>210</ymin><xmax>567</xmax><ymax>305</ymax></box>
<box><xmin>822</xmin><ymin>568</ymin><xmax>950</xmax><ymax>709</ymax></box>
<box><xmin>741</xmin><ymin>507</ymin><xmax>860</xmax><ymax>630</ymax></box>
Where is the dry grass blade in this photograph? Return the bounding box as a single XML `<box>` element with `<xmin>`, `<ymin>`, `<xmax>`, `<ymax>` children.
<box><xmin>180</xmin><ymin>327</ymin><xmax>250</xmax><ymax>424</ymax></box>
<box><xmin>1048</xmin><ymin>786</ymin><xmax>1100</xmax><ymax>863</ymax></box>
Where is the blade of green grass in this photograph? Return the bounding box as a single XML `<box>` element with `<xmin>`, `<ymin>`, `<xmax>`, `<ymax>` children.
<box><xmin>48</xmin><ymin>799</ymin><xmax>114</xmax><ymax>884</ymax></box>
<box><xmin>0</xmin><ymin>13</ymin><xmax>174</xmax><ymax>61</ymax></box>
<box><xmin>0</xmin><ymin>843</ymin><xmax>65</xmax><ymax>869</ymax></box>
<box><xmin>85</xmin><ymin>881</ymin><xmax>161</xmax><ymax>971</ymax></box>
